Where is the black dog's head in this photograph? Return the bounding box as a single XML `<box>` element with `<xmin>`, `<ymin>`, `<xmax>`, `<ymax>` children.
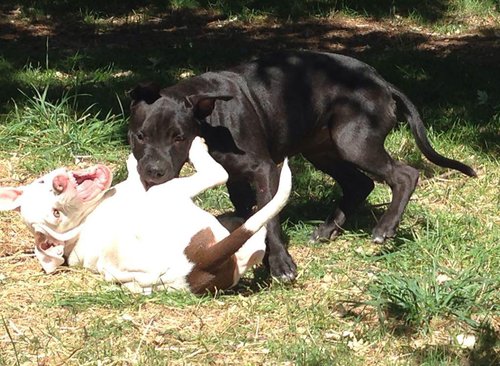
<box><xmin>128</xmin><ymin>82</ymin><xmax>233</xmax><ymax>189</ymax></box>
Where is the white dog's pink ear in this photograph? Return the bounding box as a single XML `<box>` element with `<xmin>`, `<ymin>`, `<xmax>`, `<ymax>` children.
<box><xmin>0</xmin><ymin>188</ymin><xmax>24</xmax><ymax>211</ymax></box>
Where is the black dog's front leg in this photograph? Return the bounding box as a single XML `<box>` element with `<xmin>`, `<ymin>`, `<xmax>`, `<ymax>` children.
<box><xmin>252</xmin><ymin>161</ymin><xmax>297</xmax><ymax>282</ymax></box>
<box><xmin>227</xmin><ymin>179</ymin><xmax>256</xmax><ymax>219</ymax></box>
<box><xmin>212</xmin><ymin>148</ymin><xmax>297</xmax><ymax>281</ymax></box>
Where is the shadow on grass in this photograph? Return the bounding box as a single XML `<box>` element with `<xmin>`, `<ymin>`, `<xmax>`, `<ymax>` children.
<box><xmin>0</xmin><ymin>0</ymin><xmax>498</xmax><ymax>134</ymax></box>
<box><xmin>0</xmin><ymin>0</ymin><xmax>498</xmax><ymax>182</ymax></box>
<box><xmin>282</xmin><ymin>170</ymin><xmax>419</xmax><ymax>246</ymax></box>
<box><xmin>467</xmin><ymin>325</ymin><xmax>500</xmax><ymax>366</ymax></box>
<box><xmin>414</xmin><ymin>325</ymin><xmax>499</xmax><ymax>366</ymax></box>
<box><xmin>0</xmin><ymin>0</ymin><xmax>468</xmax><ymax>22</ymax></box>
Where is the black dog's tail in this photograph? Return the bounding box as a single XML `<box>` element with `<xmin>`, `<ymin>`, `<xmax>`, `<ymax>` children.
<box><xmin>389</xmin><ymin>84</ymin><xmax>477</xmax><ymax>177</ymax></box>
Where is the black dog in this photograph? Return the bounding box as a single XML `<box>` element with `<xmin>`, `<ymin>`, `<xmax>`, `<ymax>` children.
<box><xmin>128</xmin><ymin>50</ymin><xmax>476</xmax><ymax>281</ymax></box>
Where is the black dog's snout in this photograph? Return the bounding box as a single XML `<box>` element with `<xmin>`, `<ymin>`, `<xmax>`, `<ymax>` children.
<box><xmin>145</xmin><ymin>163</ymin><xmax>166</xmax><ymax>179</ymax></box>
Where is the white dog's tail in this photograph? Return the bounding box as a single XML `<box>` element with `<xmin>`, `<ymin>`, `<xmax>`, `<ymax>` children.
<box><xmin>193</xmin><ymin>159</ymin><xmax>291</xmax><ymax>271</ymax></box>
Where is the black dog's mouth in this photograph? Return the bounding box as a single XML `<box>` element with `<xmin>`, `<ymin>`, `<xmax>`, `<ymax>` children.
<box><xmin>141</xmin><ymin>177</ymin><xmax>168</xmax><ymax>191</ymax></box>
<box><xmin>140</xmin><ymin>171</ymin><xmax>179</xmax><ymax>191</ymax></box>
<box><xmin>142</xmin><ymin>179</ymin><xmax>154</xmax><ymax>191</ymax></box>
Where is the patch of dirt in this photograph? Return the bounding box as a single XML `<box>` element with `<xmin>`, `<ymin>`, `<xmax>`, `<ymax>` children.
<box><xmin>0</xmin><ymin>5</ymin><xmax>499</xmax><ymax>68</ymax></box>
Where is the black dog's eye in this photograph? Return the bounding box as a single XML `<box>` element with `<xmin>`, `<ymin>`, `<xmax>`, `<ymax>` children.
<box><xmin>174</xmin><ymin>135</ymin><xmax>185</xmax><ymax>143</ymax></box>
<box><xmin>136</xmin><ymin>131</ymin><xmax>145</xmax><ymax>141</ymax></box>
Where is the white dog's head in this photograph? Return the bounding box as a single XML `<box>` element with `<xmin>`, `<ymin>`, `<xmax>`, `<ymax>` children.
<box><xmin>0</xmin><ymin>164</ymin><xmax>113</xmax><ymax>273</ymax></box>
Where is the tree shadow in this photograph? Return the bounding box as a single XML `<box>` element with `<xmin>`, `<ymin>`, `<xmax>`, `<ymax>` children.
<box><xmin>3</xmin><ymin>0</ymin><xmax>456</xmax><ymax>22</ymax></box>
<box><xmin>0</xmin><ymin>3</ymin><xmax>492</xmax><ymax>255</ymax></box>
<box><xmin>0</xmin><ymin>1</ymin><xmax>498</xmax><ymax>154</ymax></box>
<box><xmin>197</xmin><ymin>0</ymin><xmax>455</xmax><ymax>22</ymax></box>
<box><xmin>467</xmin><ymin>325</ymin><xmax>500</xmax><ymax>366</ymax></box>
<box><xmin>413</xmin><ymin>325</ymin><xmax>499</xmax><ymax>366</ymax></box>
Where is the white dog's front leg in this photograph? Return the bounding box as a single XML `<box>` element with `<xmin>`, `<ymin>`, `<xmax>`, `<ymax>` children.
<box><xmin>186</xmin><ymin>137</ymin><xmax>229</xmax><ymax>197</ymax></box>
<box><xmin>122</xmin><ymin>281</ymin><xmax>153</xmax><ymax>295</ymax></box>
<box><xmin>149</xmin><ymin>137</ymin><xmax>229</xmax><ymax>198</ymax></box>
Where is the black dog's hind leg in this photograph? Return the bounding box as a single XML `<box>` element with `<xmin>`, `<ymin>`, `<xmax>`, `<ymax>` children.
<box><xmin>337</xmin><ymin>140</ymin><xmax>419</xmax><ymax>243</ymax></box>
<box><xmin>305</xmin><ymin>157</ymin><xmax>375</xmax><ymax>241</ymax></box>
<box><xmin>365</xmin><ymin>159</ymin><xmax>419</xmax><ymax>243</ymax></box>
<box><xmin>324</xmin><ymin>98</ymin><xmax>419</xmax><ymax>243</ymax></box>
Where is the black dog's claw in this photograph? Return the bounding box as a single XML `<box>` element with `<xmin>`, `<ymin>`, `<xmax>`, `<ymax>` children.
<box><xmin>309</xmin><ymin>223</ymin><xmax>342</xmax><ymax>244</ymax></box>
<box><xmin>268</xmin><ymin>254</ymin><xmax>297</xmax><ymax>283</ymax></box>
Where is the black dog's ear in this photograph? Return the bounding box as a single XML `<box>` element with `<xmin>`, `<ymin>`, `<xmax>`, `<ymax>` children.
<box><xmin>128</xmin><ymin>82</ymin><xmax>162</xmax><ymax>104</ymax></box>
<box><xmin>185</xmin><ymin>95</ymin><xmax>233</xmax><ymax>120</ymax></box>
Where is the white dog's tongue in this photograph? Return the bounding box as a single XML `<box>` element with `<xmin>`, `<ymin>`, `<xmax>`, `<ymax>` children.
<box><xmin>35</xmin><ymin>242</ymin><xmax>65</xmax><ymax>274</ymax></box>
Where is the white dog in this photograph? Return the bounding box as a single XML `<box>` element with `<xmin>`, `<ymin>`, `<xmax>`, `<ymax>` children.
<box><xmin>0</xmin><ymin>137</ymin><xmax>291</xmax><ymax>294</ymax></box>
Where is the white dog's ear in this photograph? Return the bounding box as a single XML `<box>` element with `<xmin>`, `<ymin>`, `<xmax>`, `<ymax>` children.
<box><xmin>0</xmin><ymin>187</ymin><xmax>24</xmax><ymax>211</ymax></box>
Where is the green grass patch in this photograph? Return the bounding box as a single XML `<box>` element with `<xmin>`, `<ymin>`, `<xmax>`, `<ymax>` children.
<box><xmin>46</xmin><ymin>283</ymin><xmax>209</xmax><ymax>311</ymax></box>
<box><xmin>0</xmin><ymin>85</ymin><xmax>128</xmax><ymax>173</ymax></box>
<box><xmin>368</xmin><ymin>267</ymin><xmax>498</xmax><ymax>329</ymax></box>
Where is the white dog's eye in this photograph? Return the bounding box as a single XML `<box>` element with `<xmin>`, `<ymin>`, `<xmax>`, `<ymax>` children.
<box><xmin>52</xmin><ymin>209</ymin><xmax>61</xmax><ymax>218</ymax></box>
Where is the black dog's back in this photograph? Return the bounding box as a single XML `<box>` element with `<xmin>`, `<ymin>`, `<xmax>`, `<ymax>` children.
<box><xmin>221</xmin><ymin>51</ymin><xmax>397</xmax><ymax>156</ymax></box>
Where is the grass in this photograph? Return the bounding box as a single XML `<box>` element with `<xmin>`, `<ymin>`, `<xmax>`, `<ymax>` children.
<box><xmin>368</xmin><ymin>265</ymin><xmax>498</xmax><ymax>329</ymax></box>
<box><xmin>0</xmin><ymin>1</ymin><xmax>499</xmax><ymax>365</ymax></box>
<box><xmin>0</xmin><ymin>85</ymin><xmax>129</xmax><ymax>174</ymax></box>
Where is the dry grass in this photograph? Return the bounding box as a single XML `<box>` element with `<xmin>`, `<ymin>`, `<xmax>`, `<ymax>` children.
<box><xmin>1</xmin><ymin>151</ymin><xmax>498</xmax><ymax>365</ymax></box>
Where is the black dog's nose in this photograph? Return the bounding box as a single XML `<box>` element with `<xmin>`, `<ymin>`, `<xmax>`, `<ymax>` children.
<box><xmin>145</xmin><ymin>163</ymin><xmax>166</xmax><ymax>179</ymax></box>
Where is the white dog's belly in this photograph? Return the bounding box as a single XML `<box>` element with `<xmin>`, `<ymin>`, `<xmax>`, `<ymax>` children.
<box><xmin>69</xmin><ymin>191</ymin><xmax>265</xmax><ymax>293</ymax></box>
<box><xmin>72</xmin><ymin>196</ymin><xmax>231</xmax><ymax>291</ymax></box>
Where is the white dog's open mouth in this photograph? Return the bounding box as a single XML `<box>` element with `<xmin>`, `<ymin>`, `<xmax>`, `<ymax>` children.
<box><xmin>37</xmin><ymin>235</ymin><xmax>64</xmax><ymax>254</ymax></box>
<box><xmin>34</xmin><ymin>232</ymin><xmax>66</xmax><ymax>274</ymax></box>
<box><xmin>53</xmin><ymin>165</ymin><xmax>112</xmax><ymax>202</ymax></box>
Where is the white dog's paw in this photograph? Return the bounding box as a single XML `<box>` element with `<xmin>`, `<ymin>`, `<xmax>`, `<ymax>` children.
<box><xmin>189</xmin><ymin>136</ymin><xmax>208</xmax><ymax>161</ymax></box>
<box><xmin>126</xmin><ymin>154</ymin><xmax>139</xmax><ymax>175</ymax></box>
<box><xmin>122</xmin><ymin>281</ymin><xmax>153</xmax><ymax>295</ymax></box>
<box><xmin>192</xmin><ymin>136</ymin><xmax>208</xmax><ymax>151</ymax></box>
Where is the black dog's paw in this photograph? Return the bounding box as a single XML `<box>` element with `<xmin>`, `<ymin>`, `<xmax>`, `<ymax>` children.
<box><xmin>267</xmin><ymin>253</ymin><xmax>297</xmax><ymax>282</ymax></box>
<box><xmin>371</xmin><ymin>226</ymin><xmax>396</xmax><ymax>244</ymax></box>
<box><xmin>309</xmin><ymin>224</ymin><xmax>342</xmax><ymax>244</ymax></box>
<box><xmin>310</xmin><ymin>209</ymin><xmax>346</xmax><ymax>243</ymax></box>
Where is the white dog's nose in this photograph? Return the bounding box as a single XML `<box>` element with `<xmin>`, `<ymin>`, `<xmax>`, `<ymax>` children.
<box><xmin>53</xmin><ymin>174</ymin><xmax>68</xmax><ymax>193</ymax></box>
